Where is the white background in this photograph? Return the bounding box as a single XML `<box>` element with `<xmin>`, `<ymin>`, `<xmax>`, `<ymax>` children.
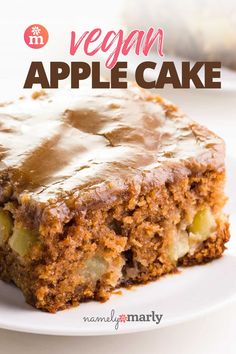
<box><xmin>0</xmin><ymin>1</ymin><xmax>236</xmax><ymax>353</ymax></box>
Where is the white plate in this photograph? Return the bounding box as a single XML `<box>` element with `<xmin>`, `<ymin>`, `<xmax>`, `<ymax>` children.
<box><xmin>0</xmin><ymin>252</ymin><xmax>236</xmax><ymax>336</ymax></box>
<box><xmin>0</xmin><ymin>89</ymin><xmax>235</xmax><ymax>336</ymax></box>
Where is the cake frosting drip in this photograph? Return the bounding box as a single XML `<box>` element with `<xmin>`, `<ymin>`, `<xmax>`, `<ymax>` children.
<box><xmin>0</xmin><ymin>87</ymin><xmax>224</xmax><ymax>202</ymax></box>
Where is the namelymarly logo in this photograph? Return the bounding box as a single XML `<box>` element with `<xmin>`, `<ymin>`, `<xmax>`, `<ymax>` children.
<box><xmin>83</xmin><ymin>309</ymin><xmax>163</xmax><ymax>330</ymax></box>
<box><xmin>24</xmin><ymin>24</ymin><xmax>48</xmax><ymax>49</ymax></box>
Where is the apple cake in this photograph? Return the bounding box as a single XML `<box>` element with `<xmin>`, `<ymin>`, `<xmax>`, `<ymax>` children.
<box><xmin>0</xmin><ymin>87</ymin><xmax>230</xmax><ymax>312</ymax></box>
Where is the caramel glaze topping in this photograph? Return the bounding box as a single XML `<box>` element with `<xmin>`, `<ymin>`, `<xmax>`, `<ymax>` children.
<box><xmin>0</xmin><ymin>87</ymin><xmax>224</xmax><ymax>224</ymax></box>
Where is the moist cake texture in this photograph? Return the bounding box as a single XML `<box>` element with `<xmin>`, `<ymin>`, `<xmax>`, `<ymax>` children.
<box><xmin>0</xmin><ymin>87</ymin><xmax>230</xmax><ymax>312</ymax></box>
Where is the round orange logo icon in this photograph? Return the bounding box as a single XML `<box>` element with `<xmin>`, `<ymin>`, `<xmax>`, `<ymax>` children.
<box><xmin>24</xmin><ymin>24</ymin><xmax>49</xmax><ymax>49</ymax></box>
